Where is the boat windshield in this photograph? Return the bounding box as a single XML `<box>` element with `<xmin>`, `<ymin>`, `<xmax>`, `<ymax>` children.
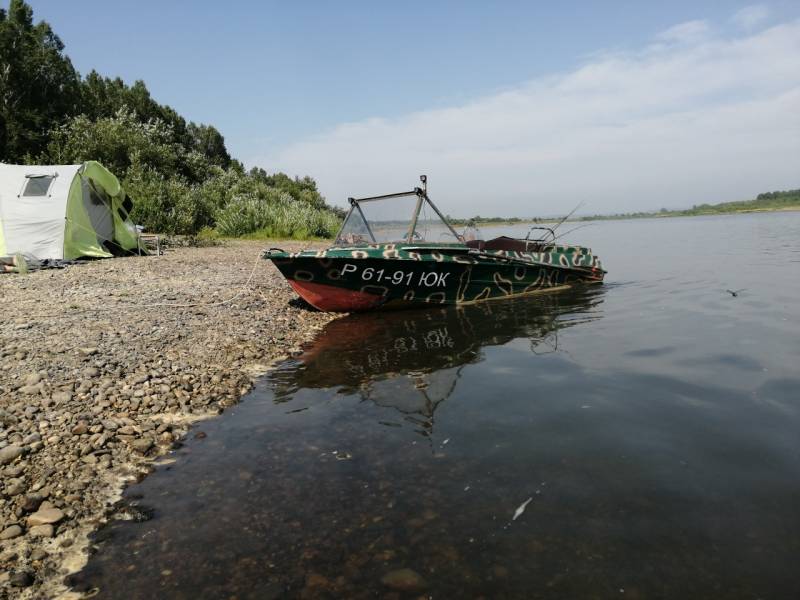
<box><xmin>336</xmin><ymin>191</ymin><xmax>460</xmax><ymax>245</ymax></box>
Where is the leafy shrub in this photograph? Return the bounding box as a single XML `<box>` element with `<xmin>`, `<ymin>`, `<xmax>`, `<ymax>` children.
<box><xmin>215</xmin><ymin>193</ymin><xmax>341</xmax><ymax>239</ymax></box>
<box><xmin>124</xmin><ymin>164</ymin><xmax>215</xmax><ymax>235</ymax></box>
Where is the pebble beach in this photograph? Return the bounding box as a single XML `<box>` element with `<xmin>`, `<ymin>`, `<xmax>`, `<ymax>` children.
<box><xmin>0</xmin><ymin>240</ymin><xmax>336</xmax><ymax>599</ymax></box>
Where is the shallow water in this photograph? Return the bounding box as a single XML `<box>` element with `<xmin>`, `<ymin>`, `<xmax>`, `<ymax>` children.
<box><xmin>73</xmin><ymin>213</ymin><xmax>800</xmax><ymax>599</ymax></box>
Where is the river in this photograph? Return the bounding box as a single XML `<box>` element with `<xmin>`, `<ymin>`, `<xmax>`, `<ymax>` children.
<box><xmin>70</xmin><ymin>212</ymin><xmax>800</xmax><ymax>599</ymax></box>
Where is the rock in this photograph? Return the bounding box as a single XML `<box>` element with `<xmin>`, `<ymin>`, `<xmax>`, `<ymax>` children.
<box><xmin>131</xmin><ymin>438</ymin><xmax>153</xmax><ymax>454</ymax></box>
<box><xmin>78</xmin><ymin>347</ymin><xmax>98</xmax><ymax>356</ymax></box>
<box><xmin>25</xmin><ymin>373</ymin><xmax>43</xmax><ymax>386</ymax></box>
<box><xmin>10</xmin><ymin>570</ymin><xmax>34</xmax><ymax>587</ymax></box>
<box><xmin>51</xmin><ymin>391</ymin><xmax>71</xmax><ymax>404</ymax></box>
<box><xmin>22</xmin><ymin>432</ymin><xmax>41</xmax><ymax>445</ymax></box>
<box><xmin>0</xmin><ymin>409</ymin><xmax>18</xmax><ymax>426</ymax></box>
<box><xmin>71</xmin><ymin>422</ymin><xmax>88</xmax><ymax>435</ymax></box>
<box><xmin>19</xmin><ymin>384</ymin><xmax>42</xmax><ymax>396</ymax></box>
<box><xmin>30</xmin><ymin>548</ymin><xmax>48</xmax><ymax>561</ymax></box>
<box><xmin>380</xmin><ymin>568</ymin><xmax>427</xmax><ymax>592</ymax></box>
<box><xmin>29</xmin><ymin>524</ymin><xmax>54</xmax><ymax>538</ymax></box>
<box><xmin>21</xmin><ymin>495</ymin><xmax>44</xmax><ymax>512</ymax></box>
<box><xmin>305</xmin><ymin>573</ymin><xmax>330</xmax><ymax>589</ymax></box>
<box><xmin>83</xmin><ymin>367</ymin><xmax>100</xmax><ymax>378</ymax></box>
<box><xmin>27</xmin><ymin>507</ymin><xmax>64</xmax><ymax>527</ymax></box>
<box><xmin>492</xmin><ymin>565</ymin><xmax>509</xmax><ymax>578</ymax></box>
<box><xmin>4</xmin><ymin>465</ymin><xmax>24</xmax><ymax>477</ymax></box>
<box><xmin>0</xmin><ymin>445</ymin><xmax>23</xmax><ymax>465</ymax></box>
<box><xmin>5</xmin><ymin>480</ymin><xmax>25</xmax><ymax>496</ymax></box>
<box><xmin>0</xmin><ymin>525</ymin><xmax>23</xmax><ymax>540</ymax></box>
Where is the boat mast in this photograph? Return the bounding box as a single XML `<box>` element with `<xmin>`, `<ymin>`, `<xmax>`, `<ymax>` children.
<box><xmin>407</xmin><ymin>176</ymin><xmax>426</xmax><ymax>243</ymax></box>
<box><xmin>419</xmin><ymin>175</ymin><xmax>461</xmax><ymax>241</ymax></box>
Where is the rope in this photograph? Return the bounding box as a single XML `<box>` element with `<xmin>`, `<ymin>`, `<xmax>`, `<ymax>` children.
<box><xmin>61</xmin><ymin>213</ymin><xmax>269</xmax><ymax>307</ymax></box>
<box><xmin>148</xmin><ymin>251</ymin><xmax>263</xmax><ymax>308</ymax></box>
<box><xmin>3</xmin><ymin>244</ymin><xmax>273</xmax><ymax>318</ymax></box>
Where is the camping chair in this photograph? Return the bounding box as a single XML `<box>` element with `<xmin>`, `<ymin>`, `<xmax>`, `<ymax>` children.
<box><xmin>136</xmin><ymin>231</ymin><xmax>161</xmax><ymax>256</ymax></box>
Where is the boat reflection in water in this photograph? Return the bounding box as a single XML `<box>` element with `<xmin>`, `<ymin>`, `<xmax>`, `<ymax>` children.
<box><xmin>270</xmin><ymin>286</ymin><xmax>605</xmax><ymax>436</ymax></box>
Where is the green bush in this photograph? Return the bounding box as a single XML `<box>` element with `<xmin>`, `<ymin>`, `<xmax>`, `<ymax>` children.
<box><xmin>216</xmin><ymin>193</ymin><xmax>341</xmax><ymax>239</ymax></box>
<box><xmin>124</xmin><ymin>165</ymin><xmax>215</xmax><ymax>235</ymax></box>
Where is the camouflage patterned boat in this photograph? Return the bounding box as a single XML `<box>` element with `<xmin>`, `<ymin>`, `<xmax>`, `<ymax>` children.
<box><xmin>263</xmin><ymin>176</ymin><xmax>605</xmax><ymax>312</ymax></box>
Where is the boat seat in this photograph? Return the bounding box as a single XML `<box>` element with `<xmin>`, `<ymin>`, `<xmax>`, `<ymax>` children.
<box><xmin>466</xmin><ymin>236</ymin><xmax>549</xmax><ymax>253</ymax></box>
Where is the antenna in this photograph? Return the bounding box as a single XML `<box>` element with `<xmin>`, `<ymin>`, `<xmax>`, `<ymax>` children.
<box><xmin>420</xmin><ymin>174</ymin><xmax>427</xmax><ymax>194</ymax></box>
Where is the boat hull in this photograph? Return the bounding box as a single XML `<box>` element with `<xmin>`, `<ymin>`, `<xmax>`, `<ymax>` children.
<box><xmin>266</xmin><ymin>243</ymin><xmax>604</xmax><ymax>312</ymax></box>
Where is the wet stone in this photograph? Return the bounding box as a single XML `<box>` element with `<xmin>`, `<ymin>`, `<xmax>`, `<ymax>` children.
<box><xmin>10</xmin><ymin>570</ymin><xmax>34</xmax><ymax>587</ymax></box>
<box><xmin>131</xmin><ymin>439</ymin><xmax>153</xmax><ymax>454</ymax></box>
<box><xmin>380</xmin><ymin>568</ymin><xmax>427</xmax><ymax>592</ymax></box>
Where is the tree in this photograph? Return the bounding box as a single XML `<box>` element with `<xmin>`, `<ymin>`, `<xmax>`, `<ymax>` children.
<box><xmin>0</xmin><ymin>0</ymin><xmax>80</xmax><ymax>161</ymax></box>
<box><xmin>43</xmin><ymin>107</ymin><xmax>183</xmax><ymax>179</ymax></box>
<box><xmin>187</xmin><ymin>122</ymin><xmax>230</xmax><ymax>168</ymax></box>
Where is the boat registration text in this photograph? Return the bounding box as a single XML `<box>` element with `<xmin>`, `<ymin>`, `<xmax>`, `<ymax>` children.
<box><xmin>341</xmin><ymin>263</ymin><xmax>450</xmax><ymax>287</ymax></box>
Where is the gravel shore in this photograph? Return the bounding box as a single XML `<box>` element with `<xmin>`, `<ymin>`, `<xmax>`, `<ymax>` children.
<box><xmin>0</xmin><ymin>240</ymin><xmax>337</xmax><ymax>599</ymax></box>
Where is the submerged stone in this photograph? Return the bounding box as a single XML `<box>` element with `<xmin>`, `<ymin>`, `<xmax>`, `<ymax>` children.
<box><xmin>380</xmin><ymin>568</ymin><xmax>427</xmax><ymax>592</ymax></box>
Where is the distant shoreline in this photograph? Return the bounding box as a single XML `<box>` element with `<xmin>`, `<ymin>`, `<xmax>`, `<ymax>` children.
<box><xmin>573</xmin><ymin>204</ymin><xmax>800</xmax><ymax>223</ymax></box>
<box><xmin>459</xmin><ymin>196</ymin><xmax>800</xmax><ymax>228</ymax></box>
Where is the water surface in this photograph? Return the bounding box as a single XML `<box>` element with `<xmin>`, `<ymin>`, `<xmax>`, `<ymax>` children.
<box><xmin>73</xmin><ymin>213</ymin><xmax>800</xmax><ymax>599</ymax></box>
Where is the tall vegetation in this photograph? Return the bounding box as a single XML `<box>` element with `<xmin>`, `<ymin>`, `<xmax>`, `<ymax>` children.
<box><xmin>0</xmin><ymin>0</ymin><xmax>341</xmax><ymax>238</ymax></box>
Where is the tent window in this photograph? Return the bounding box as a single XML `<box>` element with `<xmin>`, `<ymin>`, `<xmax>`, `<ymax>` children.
<box><xmin>22</xmin><ymin>175</ymin><xmax>55</xmax><ymax>197</ymax></box>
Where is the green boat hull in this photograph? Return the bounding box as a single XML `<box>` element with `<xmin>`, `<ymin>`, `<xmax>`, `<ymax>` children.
<box><xmin>264</xmin><ymin>242</ymin><xmax>604</xmax><ymax>312</ymax></box>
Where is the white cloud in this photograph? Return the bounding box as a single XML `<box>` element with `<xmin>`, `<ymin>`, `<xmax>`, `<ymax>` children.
<box><xmin>655</xmin><ymin>20</ymin><xmax>711</xmax><ymax>44</ymax></box>
<box><xmin>732</xmin><ymin>5</ymin><xmax>770</xmax><ymax>30</ymax></box>
<box><xmin>259</xmin><ymin>17</ymin><xmax>800</xmax><ymax>216</ymax></box>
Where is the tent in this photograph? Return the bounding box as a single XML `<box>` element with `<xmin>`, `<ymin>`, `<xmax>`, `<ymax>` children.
<box><xmin>0</xmin><ymin>161</ymin><xmax>139</xmax><ymax>261</ymax></box>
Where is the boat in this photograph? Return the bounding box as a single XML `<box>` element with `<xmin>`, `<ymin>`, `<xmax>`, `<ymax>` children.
<box><xmin>263</xmin><ymin>176</ymin><xmax>605</xmax><ymax>312</ymax></box>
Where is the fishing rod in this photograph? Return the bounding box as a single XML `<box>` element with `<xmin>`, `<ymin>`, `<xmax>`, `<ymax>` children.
<box><xmin>553</xmin><ymin>222</ymin><xmax>593</xmax><ymax>242</ymax></box>
<box><xmin>551</xmin><ymin>201</ymin><xmax>585</xmax><ymax>232</ymax></box>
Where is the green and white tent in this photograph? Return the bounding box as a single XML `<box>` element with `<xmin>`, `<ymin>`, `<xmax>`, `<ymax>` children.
<box><xmin>0</xmin><ymin>161</ymin><xmax>139</xmax><ymax>260</ymax></box>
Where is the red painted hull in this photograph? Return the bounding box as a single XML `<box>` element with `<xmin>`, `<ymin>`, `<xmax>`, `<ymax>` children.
<box><xmin>288</xmin><ymin>280</ymin><xmax>385</xmax><ymax>312</ymax></box>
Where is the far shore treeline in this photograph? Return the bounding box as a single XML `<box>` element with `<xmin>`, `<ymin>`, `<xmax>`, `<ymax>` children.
<box><xmin>574</xmin><ymin>189</ymin><xmax>800</xmax><ymax>223</ymax></box>
<box><xmin>451</xmin><ymin>188</ymin><xmax>800</xmax><ymax>228</ymax></box>
<box><xmin>0</xmin><ymin>0</ymin><xmax>343</xmax><ymax>239</ymax></box>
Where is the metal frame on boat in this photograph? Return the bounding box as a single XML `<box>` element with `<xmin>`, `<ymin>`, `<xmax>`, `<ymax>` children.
<box><xmin>336</xmin><ymin>175</ymin><xmax>461</xmax><ymax>245</ymax></box>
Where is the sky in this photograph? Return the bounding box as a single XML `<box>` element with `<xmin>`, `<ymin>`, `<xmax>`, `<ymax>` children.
<box><xmin>24</xmin><ymin>1</ymin><xmax>800</xmax><ymax>215</ymax></box>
